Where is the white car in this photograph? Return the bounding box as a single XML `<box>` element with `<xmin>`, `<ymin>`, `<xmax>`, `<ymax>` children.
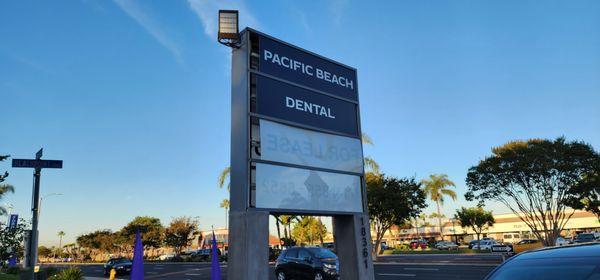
<box><xmin>555</xmin><ymin>237</ymin><xmax>571</xmax><ymax>246</ymax></box>
<box><xmin>158</xmin><ymin>254</ymin><xmax>175</xmax><ymax>261</ymax></box>
<box><xmin>472</xmin><ymin>240</ymin><xmax>499</xmax><ymax>250</ymax></box>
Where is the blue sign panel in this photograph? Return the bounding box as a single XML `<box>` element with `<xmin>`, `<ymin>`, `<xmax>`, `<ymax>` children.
<box><xmin>8</xmin><ymin>214</ymin><xmax>18</xmax><ymax>229</ymax></box>
<box><xmin>259</xmin><ymin>35</ymin><xmax>358</xmax><ymax>102</ymax></box>
<box><xmin>255</xmin><ymin>75</ymin><xmax>359</xmax><ymax>136</ymax></box>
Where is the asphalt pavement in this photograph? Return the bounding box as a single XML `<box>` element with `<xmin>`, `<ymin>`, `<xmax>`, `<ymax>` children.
<box><xmin>46</xmin><ymin>254</ymin><xmax>501</xmax><ymax>280</ymax></box>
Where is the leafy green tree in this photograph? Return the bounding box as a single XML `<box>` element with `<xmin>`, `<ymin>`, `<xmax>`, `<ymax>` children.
<box><xmin>38</xmin><ymin>246</ymin><xmax>52</xmax><ymax>258</ymax></box>
<box><xmin>0</xmin><ymin>219</ymin><xmax>29</xmax><ymax>262</ymax></box>
<box><xmin>422</xmin><ymin>174</ymin><xmax>457</xmax><ymax>240</ymax></box>
<box><xmin>454</xmin><ymin>207</ymin><xmax>495</xmax><ymax>250</ymax></box>
<box><xmin>76</xmin><ymin>230</ymin><xmax>118</xmax><ymax>259</ymax></box>
<box><xmin>120</xmin><ymin>216</ymin><xmax>164</xmax><ymax>250</ymax></box>
<box><xmin>368</xmin><ymin>175</ymin><xmax>427</xmax><ymax>258</ymax></box>
<box><xmin>566</xmin><ymin>170</ymin><xmax>600</xmax><ymax>221</ymax></box>
<box><xmin>291</xmin><ymin>216</ymin><xmax>327</xmax><ymax>246</ymax></box>
<box><xmin>466</xmin><ymin>138</ymin><xmax>600</xmax><ymax>246</ymax></box>
<box><xmin>164</xmin><ymin>216</ymin><xmax>200</xmax><ymax>254</ymax></box>
<box><xmin>0</xmin><ymin>155</ymin><xmax>15</xmax><ymax>215</ymax></box>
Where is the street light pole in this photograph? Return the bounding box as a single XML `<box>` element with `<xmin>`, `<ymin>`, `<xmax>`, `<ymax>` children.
<box><xmin>38</xmin><ymin>193</ymin><xmax>63</xmax><ymax>217</ymax></box>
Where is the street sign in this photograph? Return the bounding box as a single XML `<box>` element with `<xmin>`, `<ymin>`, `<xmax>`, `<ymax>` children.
<box><xmin>259</xmin><ymin>35</ymin><xmax>358</xmax><ymax>102</ymax></box>
<box><xmin>12</xmin><ymin>159</ymin><xmax>63</xmax><ymax>169</ymax></box>
<box><xmin>255</xmin><ymin>75</ymin><xmax>359</xmax><ymax>136</ymax></box>
<box><xmin>8</xmin><ymin>214</ymin><xmax>18</xmax><ymax>229</ymax></box>
<box><xmin>11</xmin><ymin>150</ymin><xmax>63</xmax><ymax>278</ymax></box>
<box><xmin>491</xmin><ymin>244</ymin><xmax>513</xmax><ymax>253</ymax></box>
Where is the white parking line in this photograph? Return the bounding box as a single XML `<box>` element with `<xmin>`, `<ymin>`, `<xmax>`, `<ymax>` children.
<box><xmin>404</xmin><ymin>267</ymin><xmax>439</xmax><ymax>271</ymax></box>
<box><xmin>379</xmin><ymin>273</ymin><xmax>416</xmax><ymax>277</ymax></box>
<box><xmin>185</xmin><ymin>273</ymin><xmax>202</xmax><ymax>276</ymax></box>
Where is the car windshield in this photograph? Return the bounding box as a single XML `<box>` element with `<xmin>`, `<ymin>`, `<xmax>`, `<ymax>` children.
<box><xmin>308</xmin><ymin>248</ymin><xmax>337</xmax><ymax>259</ymax></box>
<box><xmin>113</xmin><ymin>258</ymin><xmax>130</xmax><ymax>264</ymax></box>
<box><xmin>487</xmin><ymin>257</ymin><xmax>600</xmax><ymax>280</ymax></box>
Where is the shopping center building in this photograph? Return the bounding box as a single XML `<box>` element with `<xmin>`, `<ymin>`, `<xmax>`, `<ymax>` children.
<box><xmin>377</xmin><ymin>210</ymin><xmax>600</xmax><ymax>247</ymax></box>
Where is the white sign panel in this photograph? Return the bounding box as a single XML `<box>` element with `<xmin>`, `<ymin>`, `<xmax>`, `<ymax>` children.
<box><xmin>260</xmin><ymin>119</ymin><xmax>363</xmax><ymax>173</ymax></box>
<box><xmin>255</xmin><ymin>163</ymin><xmax>363</xmax><ymax>212</ymax></box>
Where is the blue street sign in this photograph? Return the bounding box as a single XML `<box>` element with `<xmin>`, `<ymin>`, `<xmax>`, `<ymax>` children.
<box><xmin>8</xmin><ymin>214</ymin><xmax>18</xmax><ymax>229</ymax></box>
<box><xmin>12</xmin><ymin>159</ymin><xmax>63</xmax><ymax>169</ymax></box>
<box><xmin>259</xmin><ymin>35</ymin><xmax>358</xmax><ymax>102</ymax></box>
<box><xmin>255</xmin><ymin>75</ymin><xmax>359</xmax><ymax>136</ymax></box>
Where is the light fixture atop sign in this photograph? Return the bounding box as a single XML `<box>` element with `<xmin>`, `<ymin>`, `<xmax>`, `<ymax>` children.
<box><xmin>218</xmin><ymin>10</ymin><xmax>240</xmax><ymax>48</ymax></box>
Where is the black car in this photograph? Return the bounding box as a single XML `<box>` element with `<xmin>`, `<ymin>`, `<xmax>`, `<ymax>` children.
<box><xmin>275</xmin><ymin>247</ymin><xmax>339</xmax><ymax>280</ymax></box>
<box><xmin>103</xmin><ymin>257</ymin><xmax>132</xmax><ymax>276</ymax></box>
<box><xmin>573</xmin><ymin>233</ymin><xmax>597</xmax><ymax>243</ymax></box>
<box><xmin>483</xmin><ymin>243</ymin><xmax>600</xmax><ymax>280</ymax></box>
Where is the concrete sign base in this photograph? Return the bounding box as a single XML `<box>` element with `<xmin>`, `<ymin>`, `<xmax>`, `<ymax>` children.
<box><xmin>227</xmin><ymin>211</ymin><xmax>270</xmax><ymax>280</ymax></box>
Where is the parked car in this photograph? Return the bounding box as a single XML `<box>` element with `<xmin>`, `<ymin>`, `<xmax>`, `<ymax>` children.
<box><xmin>574</xmin><ymin>233</ymin><xmax>598</xmax><ymax>243</ymax></box>
<box><xmin>472</xmin><ymin>240</ymin><xmax>499</xmax><ymax>250</ymax></box>
<box><xmin>468</xmin><ymin>240</ymin><xmax>479</xmax><ymax>249</ymax></box>
<box><xmin>158</xmin><ymin>253</ymin><xmax>175</xmax><ymax>261</ymax></box>
<box><xmin>275</xmin><ymin>247</ymin><xmax>339</xmax><ymax>280</ymax></box>
<box><xmin>410</xmin><ymin>239</ymin><xmax>428</xmax><ymax>249</ymax></box>
<box><xmin>555</xmin><ymin>237</ymin><xmax>571</xmax><ymax>246</ymax></box>
<box><xmin>435</xmin><ymin>241</ymin><xmax>459</xmax><ymax>250</ymax></box>
<box><xmin>502</xmin><ymin>233</ymin><xmax>521</xmax><ymax>244</ymax></box>
<box><xmin>513</xmin><ymin>239</ymin><xmax>543</xmax><ymax>254</ymax></box>
<box><xmin>191</xmin><ymin>248</ymin><xmax>225</xmax><ymax>262</ymax></box>
<box><xmin>483</xmin><ymin>243</ymin><xmax>600</xmax><ymax>280</ymax></box>
<box><xmin>103</xmin><ymin>257</ymin><xmax>132</xmax><ymax>276</ymax></box>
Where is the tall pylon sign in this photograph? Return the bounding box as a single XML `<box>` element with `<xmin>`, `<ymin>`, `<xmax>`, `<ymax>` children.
<box><xmin>228</xmin><ymin>28</ymin><xmax>375</xmax><ymax>280</ymax></box>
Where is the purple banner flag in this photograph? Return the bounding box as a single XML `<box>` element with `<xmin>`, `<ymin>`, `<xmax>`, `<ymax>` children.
<box><xmin>131</xmin><ymin>229</ymin><xmax>144</xmax><ymax>279</ymax></box>
<box><xmin>211</xmin><ymin>231</ymin><xmax>222</xmax><ymax>280</ymax></box>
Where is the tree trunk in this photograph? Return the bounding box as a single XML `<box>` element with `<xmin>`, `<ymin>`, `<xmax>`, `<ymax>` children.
<box><xmin>436</xmin><ymin>201</ymin><xmax>443</xmax><ymax>241</ymax></box>
<box><xmin>476</xmin><ymin>232</ymin><xmax>481</xmax><ymax>251</ymax></box>
<box><xmin>274</xmin><ymin>215</ymin><xmax>282</xmax><ymax>248</ymax></box>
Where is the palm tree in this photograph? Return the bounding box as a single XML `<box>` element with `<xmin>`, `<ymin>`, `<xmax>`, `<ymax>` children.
<box><xmin>0</xmin><ymin>154</ymin><xmax>15</xmax><ymax>216</ymax></box>
<box><xmin>53</xmin><ymin>231</ymin><xmax>66</xmax><ymax>259</ymax></box>
<box><xmin>361</xmin><ymin>133</ymin><xmax>380</xmax><ymax>174</ymax></box>
<box><xmin>421</xmin><ymin>174</ymin><xmax>457</xmax><ymax>241</ymax></box>
<box><xmin>0</xmin><ymin>184</ymin><xmax>15</xmax><ymax>215</ymax></box>
<box><xmin>219</xmin><ymin>199</ymin><xmax>230</xmax><ymax>229</ymax></box>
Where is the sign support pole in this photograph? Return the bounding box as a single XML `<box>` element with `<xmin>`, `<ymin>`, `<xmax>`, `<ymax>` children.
<box><xmin>28</xmin><ymin>150</ymin><xmax>42</xmax><ymax>279</ymax></box>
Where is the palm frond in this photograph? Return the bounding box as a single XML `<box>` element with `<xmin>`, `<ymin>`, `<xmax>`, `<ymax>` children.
<box><xmin>0</xmin><ymin>184</ymin><xmax>15</xmax><ymax>196</ymax></box>
<box><xmin>361</xmin><ymin>133</ymin><xmax>374</xmax><ymax>146</ymax></box>
<box><xmin>364</xmin><ymin>157</ymin><xmax>380</xmax><ymax>174</ymax></box>
<box><xmin>218</xmin><ymin>167</ymin><xmax>231</xmax><ymax>191</ymax></box>
<box><xmin>441</xmin><ymin>189</ymin><xmax>458</xmax><ymax>201</ymax></box>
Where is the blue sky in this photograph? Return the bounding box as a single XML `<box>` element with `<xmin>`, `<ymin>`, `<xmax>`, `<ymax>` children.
<box><xmin>1</xmin><ymin>0</ymin><xmax>599</xmax><ymax>246</ymax></box>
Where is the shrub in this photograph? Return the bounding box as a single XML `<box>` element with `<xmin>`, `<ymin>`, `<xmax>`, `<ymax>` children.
<box><xmin>6</xmin><ymin>267</ymin><xmax>20</xmax><ymax>275</ymax></box>
<box><xmin>49</xmin><ymin>267</ymin><xmax>83</xmax><ymax>280</ymax></box>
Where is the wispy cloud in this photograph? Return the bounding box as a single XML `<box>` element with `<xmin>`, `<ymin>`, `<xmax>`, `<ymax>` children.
<box><xmin>187</xmin><ymin>0</ymin><xmax>260</xmax><ymax>40</ymax></box>
<box><xmin>0</xmin><ymin>49</ymin><xmax>54</xmax><ymax>75</ymax></box>
<box><xmin>330</xmin><ymin>0</ymin><xmax>348</xmax><ymax>26</ymax></box>
<box><xmin>113</xmin><ymin>0</ymin><xmax>183</xmax><ymax>64</ymax></box>
<box><xmin>297</xmin><ymin>10</ymin><xmax>312</xmax><ymax>34</ymax></box>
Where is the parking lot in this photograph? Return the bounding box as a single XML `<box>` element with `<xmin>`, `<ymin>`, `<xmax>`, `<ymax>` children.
<box><xmin>46</xmin><ymin>254</ymin><xmax>501</xmax><ymax>280</ymax></box>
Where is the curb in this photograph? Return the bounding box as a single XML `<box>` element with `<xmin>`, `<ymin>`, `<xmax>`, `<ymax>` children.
<box><xmin>373</xmin><ymin>262</ymin><xmax>500</xmax><ymax>267</ymax></box>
